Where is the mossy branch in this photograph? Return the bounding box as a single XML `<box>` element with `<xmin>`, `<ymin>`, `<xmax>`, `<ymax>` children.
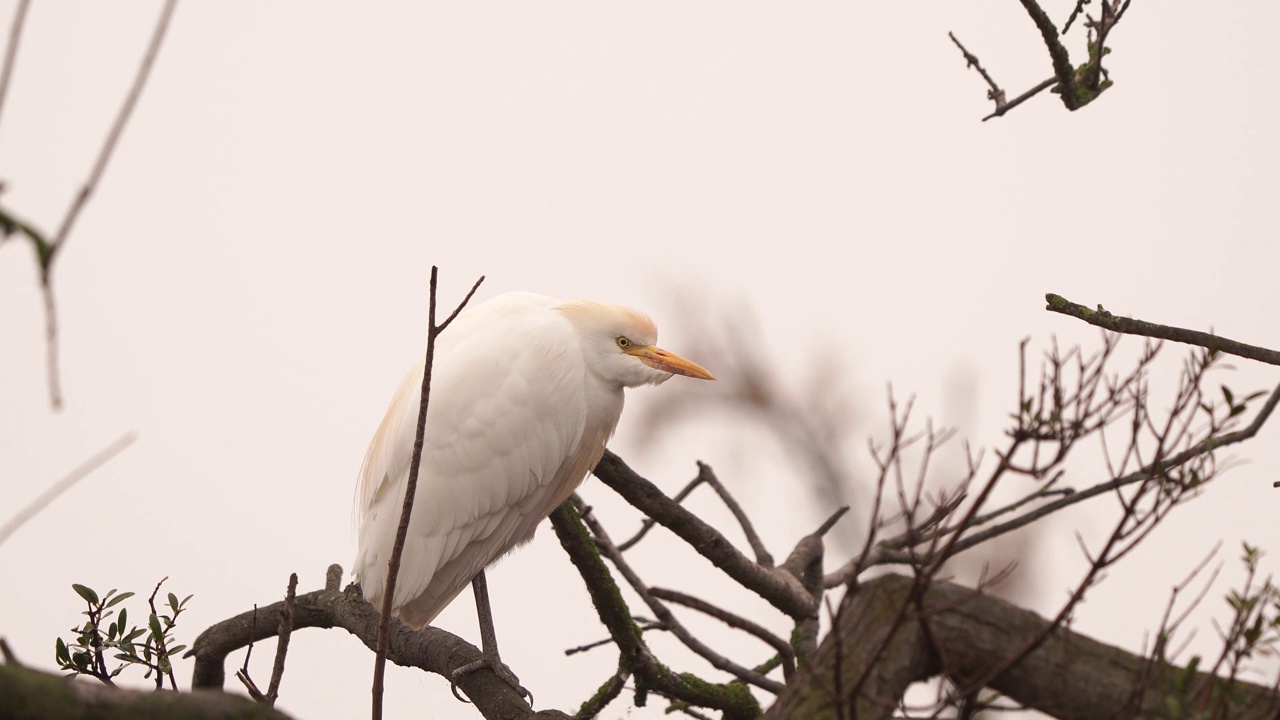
<box><xmin>549</xmin><ymin>502</ymin><xmax>762</xmax><ymax>720</ymax></box>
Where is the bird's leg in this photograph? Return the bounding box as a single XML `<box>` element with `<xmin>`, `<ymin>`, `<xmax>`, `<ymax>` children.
<box><xmin>450</xmin><ymin>570</ymin><xmax>533</xmax><ymax>704</ymax></box>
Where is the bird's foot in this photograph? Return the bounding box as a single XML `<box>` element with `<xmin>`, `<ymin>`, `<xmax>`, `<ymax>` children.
<box><xmin>451</xmin><ymin>653</ymin><xmax>534</xmax><ymax>706</ymax></box>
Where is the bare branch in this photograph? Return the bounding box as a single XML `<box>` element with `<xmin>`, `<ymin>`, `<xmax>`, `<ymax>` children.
<box><xmin>189</xmin><ymin>565</ymin><xmax>563</xmax><ymax>720</ymax></box>
<box><xmin>549</xmin><ymin>501</ymin><xmax>763</xmax><ymax>716</ymax></box>
<box><xmin>0</xmin><ymin>0</ymin><xmax>30</xmax><ymax>139</ymax></box>
<box><xmin>593</xmin><ymin>450</ymin><xmax>816</xmax><ymax>619</ymax></box>
<box><xmin>697</xmin><ymin>461</ymin><xmax>774</xmax><ymax>566</ymax></box>
<box><xmin>1046</xmin><ymin>293</ymin><xmax>1280</xmax><ymax>366</ymax></box>
<box><xmin>1016</xmin><ymin>0</ymin><xmax>1080</xmax><ymax>109</ymax></box>
<box><xmin>982</xmin><ymin>78</ymin><xmax>1057</xmax><ymax>121</ymax></box>
<box><xmin>266</xmin><ymin>573</ymin><xmax>298</xmax><ymax>706</ymax></box>
<box><xmin>0</xmin><ymin>431</ymin><xmax>137</xmax><ymax>547</ymax></box>
<box><xmin>46</xmin><ymin>0</ymin><xmax>176</xmax><ymax>262</ymax></box>
<box><xmin>948</xmin><ymin>32</ymin><xmax>1007</xmax><ymax>112</ymax></box>
<box><xmin>575</xmin><ymin>497</ymin><xmax>783</xmax><ymax>693</ymax></box>
<box><xmin>769</xmin><ymin>574</ymin><xmax>1280</xmax><ymax>720</ymax></box>
<box><xmin>649</xmin><ymin>586</ymin><xmax>796</xmax><ymax>681</ymax></box>
<box><xmin>617</xmin><ymin>471</ymin><xmax>707</xmax><ymax>552</ymax></box>
<box><xmin>34</xmin><ymin>0</ymin><xmax>177</xmax><ymax>408</ymax></box>
<box><xmin>372</xmin><ymin>269</ymin><xmax>484</xmax><ymax>720</ymax></box>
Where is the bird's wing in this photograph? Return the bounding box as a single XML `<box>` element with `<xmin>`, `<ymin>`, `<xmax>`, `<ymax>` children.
<box><xmin>353</xmin><ymin>294</ymin><xmax>609</xmax><ymax>626</ymax></box>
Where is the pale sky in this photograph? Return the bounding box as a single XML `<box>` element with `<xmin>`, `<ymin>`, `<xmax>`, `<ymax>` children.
<box><xmin>2</xmin><ymin>2</ymin><xmax>1279</xmax><ymax>718</ymax></box>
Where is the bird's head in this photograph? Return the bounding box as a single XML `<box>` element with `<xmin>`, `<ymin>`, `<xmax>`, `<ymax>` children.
<box><xmin>558</xmin><ymin>300</ymin><xmax>715</xmax><ymax>388</ymax></box>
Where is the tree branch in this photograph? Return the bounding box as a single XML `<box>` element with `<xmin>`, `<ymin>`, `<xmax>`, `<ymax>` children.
<box><xmin>0</xmin><ymin>431</ymin><xmax>137</xmax><ymax>547</ymax></box>
<box><xmin>768</xmin><ymin>574</ymin><xmax>1280</xmax><ymax>720</ymax></box>
<box><xmin>0</xmin><ymin>0</ymin><xmax>31</xmax><ymax>146</ymax></box>
<box><xmin>0</xmin><ymin>663</ymin><xmax>293</xmax><ymax>720</ymax></box>
<box><xmin>372</xmin><ymin>269</ymin><xmax>483</xmax><ymax>719</ymax></box>
<box><xmin>550</xmin><ymin>501</ymin><xmax>762</xmax><ymax>719</ymax></box>
<box><xmin>1016</xmin><ymin>0</ymin><xmax>1080</xmax><ymax>109</ymax></box>
<box><xmin>593</xmin><ymin>451</ymin><xmax>815</xmax><ymax>620</ymax></box>
<box><xmin>188</xmin><ymin>565</ymin><xmax>567</xmax><ymax>720</ymax></box>
<box><xmin>1046</xmin><ymin>293</ymin><xmax>1280</xmax><ymax>366</ymax></box>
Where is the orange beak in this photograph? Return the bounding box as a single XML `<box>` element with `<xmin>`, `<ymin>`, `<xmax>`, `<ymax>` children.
<box><xmin>626</xmin><ymin>345</ymin><xmax>716</xmax><ymax>381</ymax></box>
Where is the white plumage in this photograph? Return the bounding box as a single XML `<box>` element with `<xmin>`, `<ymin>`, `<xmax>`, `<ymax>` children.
<box><xmin>353</xmin><ymin>292</ymin><xmax>713</xmax><ymax>629</ymax></box>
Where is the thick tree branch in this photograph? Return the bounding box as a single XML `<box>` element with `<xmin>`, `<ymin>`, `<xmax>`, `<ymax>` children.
<box><xmin>0</xmin><ymin>663</ymin><xmax>291</xmax><ymax>720</ymax></box>
<box><xmin>1016</xmin><ymin>0</ymin><xmax>1080</xmax><ymax>109</ymax></box>
<box><xmin>767</xmin><ymin>574</ymin><xmax>1280</xmax><ymax>720</ymax></box>
<box><xmin>188</xmin><ymin>565</ymin><xmax>567</xmax><ymax>720</ymax></box>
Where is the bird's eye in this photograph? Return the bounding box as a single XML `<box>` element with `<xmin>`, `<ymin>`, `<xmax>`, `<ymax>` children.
<box><xmin>616</xmin><ymin>337</ymin><xmax>631</xmax><ymax>349</ymax></box>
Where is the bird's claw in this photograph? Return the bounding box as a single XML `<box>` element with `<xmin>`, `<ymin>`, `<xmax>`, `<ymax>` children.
<box><xmin>450</xmin><ymin>655</ymin><xmax>534</xmax><ymax>706</ymax></box>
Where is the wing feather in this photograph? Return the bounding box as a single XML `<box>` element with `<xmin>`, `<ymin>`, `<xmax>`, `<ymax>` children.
<box><xmin>353</xmin><ymin>293</ymin><xmax>617</xmax><ymax>628</ymax></box>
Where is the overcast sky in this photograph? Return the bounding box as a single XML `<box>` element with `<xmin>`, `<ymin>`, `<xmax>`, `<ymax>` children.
<box><xmin>3</xmin><ymin>2</ymin><xmax>1279</xmax><ymax>718</ymax></box>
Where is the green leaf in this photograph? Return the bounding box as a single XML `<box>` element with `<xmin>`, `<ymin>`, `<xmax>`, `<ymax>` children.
<box><xmin>167</xmin><ymin>592</ymin><xmax>178</xmax><ymax>610</ymax></box>
<box><xmin>168</xmin><ymin>644</ymin><xmax>187</xmax><ymax>655</ymax></box>
<box><xmin>117</xmin><ymin>607</ymin><xmax>127</xmax><ymax>632</ymax></box>
<box><xmin>55</xmin><ymin>638</ymin><xmax>70</xmax><ymax>664</ymax></box>
<box><xmin>105</xmin><ymin>591</ymin><xmax>135</xmax><ymax>609</ymax></box>
<box><xmin>72</xmin><ymin>651</ymin><xmax>92</xmax><ymax>670</ymax></box>
<box><xmin>1222</xmin><ymin>385</ymin><xmax>1234</xmax><ymax>408</ymax></box>
<box><xmin>148</xmin><ymin>613</ymin><xmax>163</xmax><ymax>639</ymax></box>
<box><xmin>72</xmin><ymin>584</ymin><xmax>100</xmax><ymax>606</ymax></box>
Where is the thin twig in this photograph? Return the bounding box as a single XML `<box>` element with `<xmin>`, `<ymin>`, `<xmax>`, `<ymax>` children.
<box><xmin>46</xmin><ymin>0</ymin><xmax>176</xmax><ymax>262</ymax></box>
<box><xmin>837</xmin><ymin>382</ymin><xmax>1280</xmax><ymax>579</ymax></box>
<box><xmin>575</xmin><ymin>496</ymin><xmax>784</xmax><ymax>694</ymax></box>
<box><xmin>35</xmin><ymin>0</ymin><xmax>177</xmax><ymax>409</ymax></box>
<box><xmin>649</xmin><ymin>586</ymin><xmax>796</xmax><ymax>681</ymax></box>
<box><xmin>564</xmin><ymin>620</ymin><xmax>665</xmax><ymax>656</ymax></box>
<box><xmin>236</xmin><ymin>667</ymin><xmax>266</xmax><ymax>702</ymax></box>
<box><xmin>616</xmin><ymin>472</ymin><xmax>707</xmax><ymax>552</ymax></box>
<box><xmin>983</xmin><ymin>78</ymin><xmax>1057</xmax><ymax>121</ymax></box>
<box><xmin>371</xmin><ymin>269</ymin><xmax>484</xmax><ymax>720</ymax></box>
<box><xmin>697</xmin><ymin>461</ymin><xmax>774</xmax><ymax>566</ymax></box>
<box><xmin>241</xmin><ymin>605</ymin><xmax>257</xmax><ymax>677</ymax></box>
<box><xmin>0</xmin><ymin>432</ymin><xmax>137</xmax><ymax>547</ymax></box>
<box><xmin>948</xmin><ymin>32</ymin><xmax>1006</xmax><ymax>112</ymax></box>
<box><xmin>0</xmin><ymin>0</ymin><xmax>30</xmax><ymax>140</ymax></box>
<box><xmin>1046</xmin><ymin>293</ymin><xmax>1280</xmax><ymax>367</ymax></box>
<box><xmin>1063</xmin><ymin>0</ymin><xmax>1091</xmax><ymax>34</ymax></box>
<box><xmin>265</xmin><ymin>573</ymin><xmax>297</xmax><ymax>706</ymax></box>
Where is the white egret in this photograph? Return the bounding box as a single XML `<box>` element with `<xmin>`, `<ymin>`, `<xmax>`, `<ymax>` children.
<box><xmin>353</xmin><ymin>291</ymin><xmax>714</xmax><ymax>692</ymax></box>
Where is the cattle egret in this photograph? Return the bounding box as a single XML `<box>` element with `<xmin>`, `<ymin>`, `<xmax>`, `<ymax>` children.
<box><xmin>354</xmin><ymin>291</ymin><xmax>714</xmax><ymax>692</ymax></box>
